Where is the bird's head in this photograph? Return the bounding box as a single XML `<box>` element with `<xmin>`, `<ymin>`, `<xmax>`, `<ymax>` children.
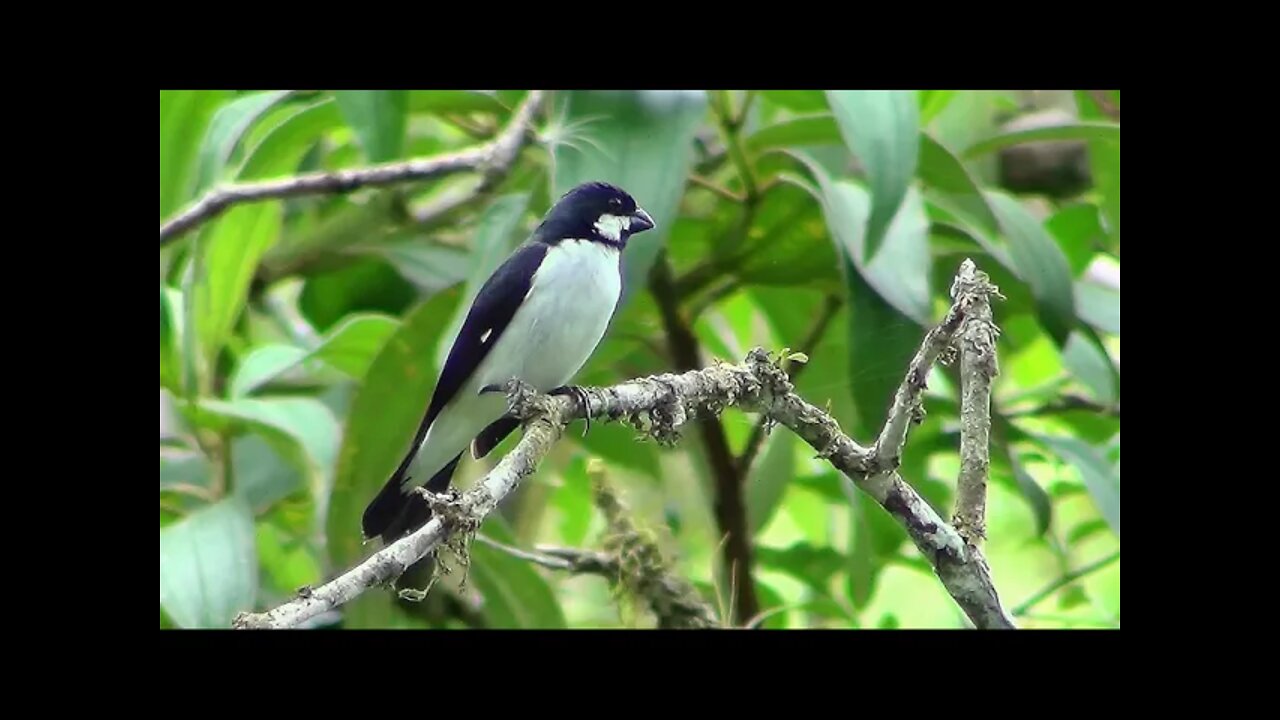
<box><xmin>537</xmin><ymin>181</ymin><xmax>656</xmax><ymax>249</ymax></box>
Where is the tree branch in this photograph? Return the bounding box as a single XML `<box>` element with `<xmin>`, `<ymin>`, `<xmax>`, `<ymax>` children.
<box><xmin>954</xmin><ymin>262</ymin><xmax>1002</xmax><ymax>545</ymax></box>
<box><xmin>234</xmin><ymin>260</ymin><xmax>1014</xmax><ymax>629</ymax></box>
<box><xmin>650</xmin><ymin>255</ymin><xmax>758</xmax><ymax>625</ymax></box>
<box><xmin>159</xmin><ymin>91</ymin><xmax>545</xmax><ymax>247</ymax></box>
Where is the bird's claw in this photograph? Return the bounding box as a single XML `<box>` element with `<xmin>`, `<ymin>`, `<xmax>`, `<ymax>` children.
<box><xmin>550</xmin><ymin>385</ymin><xmax>593</xmax><ymax>437</ymax></box>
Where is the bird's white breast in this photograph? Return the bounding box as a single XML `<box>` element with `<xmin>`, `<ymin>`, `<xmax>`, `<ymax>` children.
<box><xmin>478</xmin><ymin>238</ymin><xmax>621</xmax><ymax>391</ymax></box>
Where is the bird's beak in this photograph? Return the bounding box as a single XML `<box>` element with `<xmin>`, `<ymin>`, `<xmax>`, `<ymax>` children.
<box><xmin>630</xmin><ymin>207</ymin><xmax>655</xmax><ymax>234</ymax></box>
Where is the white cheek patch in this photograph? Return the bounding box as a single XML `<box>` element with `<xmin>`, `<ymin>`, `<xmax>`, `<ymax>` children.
<box><xmin>593</xmin><ymin>213</ymin><xmax>630</xmax><ymax>242</ymax></box>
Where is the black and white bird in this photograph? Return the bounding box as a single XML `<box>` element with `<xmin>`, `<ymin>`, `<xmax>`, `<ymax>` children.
<box><xmin>361</xmin><ymin>181</ymin><xmax>655</xmax><ymax>544</ymax></box>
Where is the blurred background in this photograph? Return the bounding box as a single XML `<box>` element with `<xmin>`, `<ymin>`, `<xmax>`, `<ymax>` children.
<box><xmin>160</xmin><ymin>89</ymin><xmax>1120</xmax><ymax>629</ymax></box>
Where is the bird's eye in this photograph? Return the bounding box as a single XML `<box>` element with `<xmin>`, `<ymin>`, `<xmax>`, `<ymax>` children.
<box><xmin>609</xmin><ymin>198</ymin><xmax>622</xmax><ymax>208</ymax></box>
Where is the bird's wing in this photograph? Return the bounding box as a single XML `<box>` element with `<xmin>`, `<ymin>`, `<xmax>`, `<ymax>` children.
<box><xmin>386</xmin><ymin>240</ymin><xmax>550</xmax><ymax>488</ymax></box>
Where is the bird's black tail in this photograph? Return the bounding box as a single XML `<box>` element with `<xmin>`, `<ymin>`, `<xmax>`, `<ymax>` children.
<box><xmin>362</xmin><ymin>452</ymin><xmax>464</xmax><ymax>545</ymax></box>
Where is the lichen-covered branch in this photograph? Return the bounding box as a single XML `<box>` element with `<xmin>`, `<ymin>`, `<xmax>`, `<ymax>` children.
<box><xmin>953</xmin><ymin>261</ymin><xmax>1003</xmax><ymax>545</ymax></box>
<box><xmin>476</xmin><ymin>467</ymin><xmax>721</xmax><ymax>630</ymax></box>
<box><xmin>234</xmin><ymin>260</ymin><xmax>1014</xmax><ymax>629</ymax></box>
<box><xmin>160</xmin><ymin>91</ymin><xmax>545</xmax><ymax>247</ymax></box>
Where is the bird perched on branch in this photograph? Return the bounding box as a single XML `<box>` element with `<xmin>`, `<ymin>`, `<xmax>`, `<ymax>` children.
<box><xmin>362</xmin><ymin>181</ymin><xmax>656</xmax><ymax>545</ymax></box>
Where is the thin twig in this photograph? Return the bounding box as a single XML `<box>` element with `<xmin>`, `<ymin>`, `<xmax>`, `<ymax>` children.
<box><xmin>1013</xmin><ymin>549</ymin><xmax>1120</xmax><ymax>617</ymax></box>
<box><xmin>689</xmin><ymin>174</ymin><xmax>746</xmax><ymax>203</ymax></box>
<box><xmin>160</xmin><ymin>91</ymin><xmax>545</xmax><ymax>246</ymax></box>
<box><xmin>712</xmin><ymin>90</ymin><xmax>759</xmax><ymax>202</ymax></box>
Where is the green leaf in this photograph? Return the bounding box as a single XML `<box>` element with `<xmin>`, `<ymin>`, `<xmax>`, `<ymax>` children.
<box><xmin>1068</xmin><ymin>518</ymin><xmax>1111</xmax><ymax>545</ymax></box>
<box><xmin>986</xmin><ymin>191</ymin><xmax>1078</xmax><ymax>346</ymax></box>
<box><xmin>407</xmin><ymin>90</ymin><xmax>507</xmax><ymax>115</ymax></box>
<box><xmin>919</xmin><ymin>90</ymin><xmax>958</xmax><ymax>125</ymax></box>
<box><xmin>437</xmin><ymin>193</ymin><xmax>531</xmax><ymax>371</ymax></box>
<box><xmin>194</xmin><ymin>397</ymin><xmax>340</xmax><ymax>480</ymax></box>
<box><xmin>335</xmin><ymin>91</ymin><xmax>410</xmax><ymax>162</ymax></box>
<box><xmin>825</xmin><ymin>90</ymin><xmax>920</xmax><ymax>262</ymax></box>
<box><xmin>551</xmin><ymin>90</ymin><xmax>708</xmax><ymax>302</ymax></box>
<box><xmin>756</xmin><ymin>542</ymin><xmax>845</xmax><ymax>593</ymax></box>
<box><xmin>468</xmin><ymin>517</ymin><xmax>568</xmax><ymax>628</ymax></box>
<box><xmin>745</xmin><ymin>115</ymin><xmax>840</xmax><ymax>152</ymax></box>
<box><xmin>232</xmin><ymin>433</ymin><xmax>304</xmax><ymax>511</ymax></box>
<box><xmin>300</xmin><ymin>258</ymin><xmax>417</xmax><ymax>333</ymax></box>
<box><xmin>746</xmin><ymin>431</ymin><xmax>796</xmax><ymax>533</ymax></box>
<box><xmin>963</xmin><ymin>121</ymin><xmax>1120</xmax><ymax>158</ymax></box>
<box><xmin>553</xmin><ymin>456</ymin><xmax>594</xmax><ymax>547</ymax></box>
<box><xmin>240</xmin><ymin>99</ymin><xmax>343</xmax><ymax>178</ymax></box>
<box><xmin>797</xmin><ymin>153</ymin><xmax>933</xmax><ymax>324</ymax></box>
<box><xmin>1007</xmin><ymin>448</ymin><xmax>1052</xmax><ymax>536</ymax></box>
<box><xmin>256</xmin><ymin>521</ymin><xmax>323</xmax><ymax>596</ymax></box>
<box><xmin>312</xmin><ymin>314</ymin><xmax>401</xmax><ymax>380</ymax></box>
<box><xmin>378</xmin><ymin>241</ymin><xmax>471</xmax><ymax>294</ymax></box>
<box><xmin>761</xmin><ymin>91</ymin><xmax>829</xmax><ymax>113</ymax></box>
<box><xmin>193</xmin><ymin>90</ymin><xmax>291</xmax><ymax>196</ymax></box>
<box><xmin>1076</xmin><ymin>280</ymin><xmax>1120</xmax><ymax>335</ymax></box>
<box><xmin>1036</xmin><ymin>435</ymin><xmax>1120</xmax><ymax>538</ymax></box>
<box><xmin>327</xmin><ymin>287</ymin><xmax>464</xmax><ymax>577</ymax></box>
<box><xmin>796</xmin><ymin>159</ymin><xmax>931</xmax><ymax>440</ymax></box>
<box><xmin>193</xmin><ymin>204</ymin><xmax>282</xmax><ymax>377</ymax></box>
<box><xmin>159</xmin><ymin>496</ymin><xmax>258</xmax><ymax>628</ymax></box>
<box><xmin>845</xmin><ymin>488</ymin><xmax>878</xmax><ymax>609</ymax></box>
<box><xmin>571</xmin><ymin>422</ymin><xmax>662</xmax><ymax>478</ymax></box>
<box><xmin>1063</xmin><ymin>330</ymin><xmax>1118</xmax><ymax>404</ymax></box>
<box><xmin>192</xmin><ymin>100</ymin><xmax>337</xmax><ymax>382</ymax></box>
<box><xmin>160</xmin><ymin>90</ymin><xmax>229</xmax><ymax>219</ymax></box>
<box><xmin>1046</xmin><ymin>204</ymin><xmax>1106</xmax><ymax>276</ymax></box>
<box><xmin>917</xmin><ymin>132</ymin><xmax>1001</xmax><ymax>239</ymax></box>
<box><xmin>160</xmin><ymin>287</ymin><xmax>185</xmax><ymax>393</ymax></box>
<box><xmin>230</xmin><ymin>345</ymin><xmax>309</xmax><ymax>397</ymax></box>
<box><xmin>735</xmin><ymin>182</ymin><xmax>841</xmax><ymax>288</ymax></box>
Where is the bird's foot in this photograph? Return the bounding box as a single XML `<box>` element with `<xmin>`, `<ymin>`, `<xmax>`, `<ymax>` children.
<box><xmin>549</xmin><ymin>385</ymin><xmax>593</xmax><ymax>437</ymax></box>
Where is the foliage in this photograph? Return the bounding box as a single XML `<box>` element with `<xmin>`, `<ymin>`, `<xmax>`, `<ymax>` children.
<box><xmin>160</xmin><ymin>89</ymin><xmax>1120</xmax><ymax>629</ymax></box>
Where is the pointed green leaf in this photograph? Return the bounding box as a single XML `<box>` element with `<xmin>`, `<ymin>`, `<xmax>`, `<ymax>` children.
<box><xmin>986</xmin><ymin>191</ymin><xmax>1078</xmax><ymax>346</ymax></box>
<box><xmin>919</xmin><ymin>90</ymin><xmax>958</xmax><ymax>125</ymax></box>
<box><xmin>310</xmin><ymin>314</ymin><xmax>400</xmax><ymax>380</ymax></box>
<box><xmin>1077</xmin><ymin>280</ymin><xmax>1120</xmax><ymax>335</ymax></box>
<box><xmin>335</xmin><ymin>90</ymin><xmax>409</xmax><ymax>162</ymax></box>
<box><xmin>756</xmin><ymin>542</ymin><xmax>845</xmax><ymax>593</ymax></box>
<box><xmin>1037</xmin><ymin>434</ymin><xmax>1119</xmax><ymax>538</ymax></box>
<box><xmin>746</xmin><ymin>430</ymin><xmax>797</xmax><ymax>533</ymax></box>
<box><xmin>1063</xmin><ymin>329</ymin><xmax>1118</xmax><ymax>404</ymax></box>
<box><xmin>194</xmin><ymin>90</ymin><xmax>291</xmax><ymax>196</ymax></box>
<box><xmin>407</xmin><ymin>90</ymin><xmax>507</xmax><ymax>115</ymax></box>
<box><xmin>826</xmin><ymin>90</ymin><xmax>920</xmax><ymax>262</ymax></box>
<box><xmin>963</xmin><ymin>121</ymin><xmax>1120</xmax><ymax>158</ymax></box>
<box><xmin>745</xmin><ymin>115</ymin><xmax>840</xmax><ymax>152</ymax></box>
<box><xmin>1046</xmin><ymin>204</ymin><xmax>1106</xmax><ymax>276</ymax></box>
<box><xmin>1075</xmin><ymin>93</ymin><xmax>1120</xmax><ymax>248</ymax></box>
<box><xmin>551</xmin><ymin>90</ymin><xmax>708</xmax><ymax>303</ymax></box>
<box><xmin>379</xmin><ymin>241</ymin><xmax>471</xmax><ymax>294</ymax></box>
<box><xmin>193</xmin><ymin>100</ymin><xmax>336</xmax><ymax>380</ymax></box>
<box><xmin>160</xmin><ymin>287</ymin><xmax>184</xmax><ymax>393</ymax></box>
<box><xmin>761</xmin><ymin>91</ymin><xmax>829</xmax><ymax>113</ymax></box>
<box><xmin>160</xmin><ymin>90</ymin><xmax>229</xmax><ymax>219</ymax></box>
<box><xmin>1008</xmin><ymin>448</ymin><xmax>1053</xmax><ymax>536</ymax></box>
<box><xmin>194</xmin><ymin>396</ymin><xmax>340</xmax><ymax>480</ymax></box>
<box><xmin>230</xmin><ymin>345</ymin><xmax>310</xmax><ymax>397</ymax></box>
<box><xmin>917</xmin><ymin>132</ymin><xmax>1001</xmax><ymax>239</ymax></box>
<box><xmin>159</xmin><ymin>496</ymin><xmax>257</xmax><ymax>628</ymax></box>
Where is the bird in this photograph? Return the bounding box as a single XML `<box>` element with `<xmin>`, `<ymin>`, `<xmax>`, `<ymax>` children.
<box><xmin>361</xmin><ymin>181</ymin><xmax>656</xmax><ymax>546</ymax></box>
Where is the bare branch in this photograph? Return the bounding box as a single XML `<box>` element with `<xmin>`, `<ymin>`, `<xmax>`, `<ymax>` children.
<box><xmin>954</xmin><ymin>261</ymin><xmax>1002</xmax><ymax>544</ymax></box>
<box><xmin>160</xmin><ymin>91</ymin><xmax>545</xmax><ymax>247</ymax></box>
<box><xmin>234</xmin><ymin>261</ymin><xmax>1015</xmax><ymax>630</ymax></box>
